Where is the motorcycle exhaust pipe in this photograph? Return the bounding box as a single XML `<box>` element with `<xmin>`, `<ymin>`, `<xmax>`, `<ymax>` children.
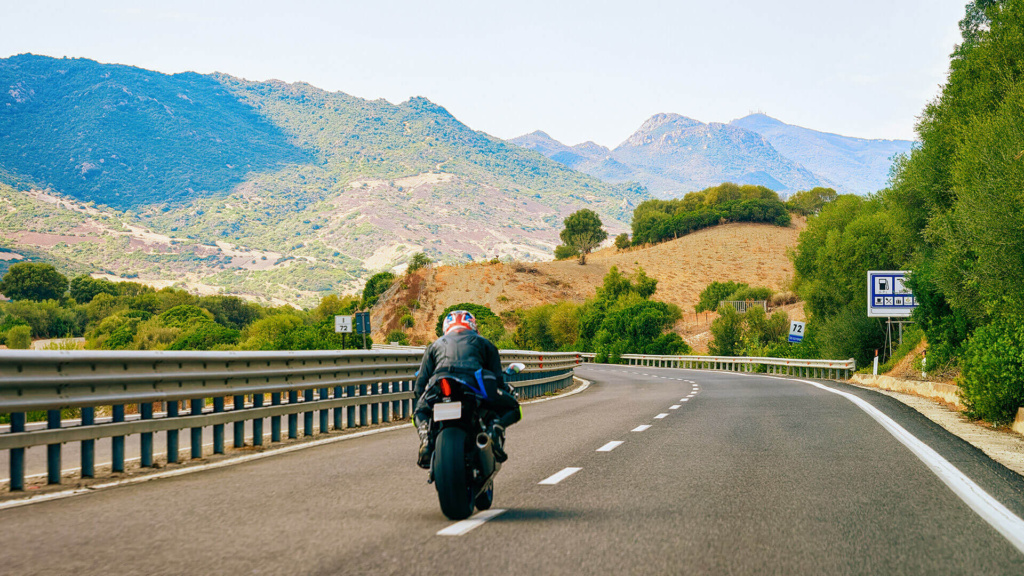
<box><xmin>476</xmin><ymin>432</ymin><xmax>491</xmax><ymax>450</ymax></box>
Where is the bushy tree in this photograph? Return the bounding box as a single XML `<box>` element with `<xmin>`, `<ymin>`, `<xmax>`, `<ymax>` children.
<box><xmin>786</xmin><ymin>187</ymin><xmax>838</xmax><ymax>215</ymax></box>
<box><xmin>559</xmin><ymin>209</ymin><xmax>607</xmax><ymax>265</ymax></box>
<box><xmin>69</xmin><ymin>275</ymin><xmax>118</xmax><ymax>304</ymax></box>
<box><xmin>434</xmin><ymin>302</ymin><xmax>504</xmax><ymax>341</ymax></box>
<box><xmin>0</xmin><ymin>263</ymin><xmax>68</xmax><ymax>301</ymax></box>
<box><xmin>407</xmin><ymin>252</ymin><xmax>432</xmax><ymax>273</ymax></box>
<box><xmin>362</xmin><ymin>272</ymin><xmax>396</xmax><ymax>307</ymax></box>
<box><xmin>5</xmin><ymin>325</ymin><xmax>31</xmax><ymax>349</ymax></box>
<box><xmin>614</xmin><ymin>233</ymin><xmax>631</xmax><ymax>250</ymax></box>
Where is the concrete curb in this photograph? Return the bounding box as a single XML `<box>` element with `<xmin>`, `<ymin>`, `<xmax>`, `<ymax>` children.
<box><xmin>852</xmin><ymin>374</ymin><xmax>962</xmax><ymax>409</ymax></box>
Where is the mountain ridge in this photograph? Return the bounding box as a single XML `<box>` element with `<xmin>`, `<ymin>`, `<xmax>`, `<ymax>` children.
<box><xmin>511</xmin><ymin>112</ymin><xmax>915</xmax><ymax>197</ymax></box>
<box><xmin>0</xmin><ymin>54</ymin><xmax>645</xmax><ymax>306</ymax></box>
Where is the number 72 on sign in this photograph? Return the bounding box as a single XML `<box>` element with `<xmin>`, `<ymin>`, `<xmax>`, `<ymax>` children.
<box><xmin>788</xmin><ymin>321</ymin><xmax>805</xmax><ymax>343</ymax></box>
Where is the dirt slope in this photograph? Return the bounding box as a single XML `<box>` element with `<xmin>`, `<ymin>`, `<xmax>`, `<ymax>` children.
<box><xmin>373</xmin><ymin>218</ymin><xmax>806</xmax><ymax>346</ymax></box>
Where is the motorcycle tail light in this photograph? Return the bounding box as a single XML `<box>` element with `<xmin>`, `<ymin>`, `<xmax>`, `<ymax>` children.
<box><xmin>440</xmin><ymin>378</ymin><xmax>452</xmax><ymax>397</ymax></box>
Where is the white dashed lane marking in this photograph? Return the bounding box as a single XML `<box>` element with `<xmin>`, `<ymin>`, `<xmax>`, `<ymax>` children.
<box><xmin>596</xmin><ymin>441</ymin><xmax>624</xmax><ymax>452</ymax></box>
<box><xmin>680</xmin><ymin>398</ymin><xmax>689</xmax><ymax>402</ymax></box>
<box><xmin>539</xmin><ymin>467</ymin><xmax>582</xmax><ymax>485</ymax></box>
<box><xmin>437</xmin><ymin>509</ymin><xmax>507</xmax><ymax>536</ymax></box>
<box><xmin>632</xmin><ymin>425</ymin><xmax>652</xmax><ymax>432</ymax></box>
<box><xmin>670</xmin><ymin>405</ymin><xmax>681</xmax><ymax>410</ymax></box>
<box><xmin>654</xmin><ymin>413</ymin><xmax>668</xmax><ymax>419</ymax></box>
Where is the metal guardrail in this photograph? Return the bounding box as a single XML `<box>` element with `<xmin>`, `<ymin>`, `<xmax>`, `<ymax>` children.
<box><xmin>577</xmin><ymin>352</ymin><xmax>855</xmax><ymax>379</ymax></box>
<box><xmin>0</xmin><ymin>349</ymin><xmax>579</xmax><ymax>492</ymax></box>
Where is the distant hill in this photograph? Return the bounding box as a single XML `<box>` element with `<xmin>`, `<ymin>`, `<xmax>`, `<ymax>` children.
<box><xmin>373</xmin><ymin>217</ymin><xmax>806</xmax><ymax>351</ymax></box>
<box><xmin>729</xmin><ymin>114</ymin><xmax>914</xmax><ymax>195</ymax></box>
<box><xmin>511</xmin><ymin>113</ymin><xmax>915</xmax><ymax>197</ymax></box>
<box><xmin>0</xmin><ymin>54</ymin><xmax>646</xmax><ymax>306</ymax></box>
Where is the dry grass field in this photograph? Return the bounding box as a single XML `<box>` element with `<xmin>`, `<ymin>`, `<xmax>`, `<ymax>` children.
<box><xmin>373</xmin><ymin>218</ymin><xmax>806</xmax><ymax>351</ymax></box>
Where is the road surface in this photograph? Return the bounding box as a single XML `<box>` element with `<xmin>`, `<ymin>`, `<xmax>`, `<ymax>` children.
<box><xmin>1</xmin><ymin>365</ymin><xmax>1023</xmax><ymax>575</ymax></box>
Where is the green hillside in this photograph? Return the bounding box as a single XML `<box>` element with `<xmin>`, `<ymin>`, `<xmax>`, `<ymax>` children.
<box><xmin>0</xmin><ymin>54</ymin><xmax>645</xmax><ymax>306</ymax></box>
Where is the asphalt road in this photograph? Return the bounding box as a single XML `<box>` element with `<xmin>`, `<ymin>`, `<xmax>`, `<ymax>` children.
<box><xmin>1</xmin><ymin>365</ymin><xmax>1023</xmax><ymax>575</ymax></box>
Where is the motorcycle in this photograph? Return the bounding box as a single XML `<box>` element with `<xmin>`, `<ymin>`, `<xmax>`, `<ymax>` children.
<box><xmin>430</xmin><ymin>362</ymin><xmax>525</xmax><ymax>520</ymax></box>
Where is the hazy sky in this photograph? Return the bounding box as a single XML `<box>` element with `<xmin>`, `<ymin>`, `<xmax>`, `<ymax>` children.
<box><xmin>3</xmin><ymin>0</ymin><xmax>967</xmax><ymax>147</ymax></box>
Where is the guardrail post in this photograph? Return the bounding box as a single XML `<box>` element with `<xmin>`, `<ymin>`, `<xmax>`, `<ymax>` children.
<box><xmin>167</xmin><ymin>401</ymin><xmax>179</xmax><ymax>464</ymax></box>
<box><xmin>213</xmin><ymin>397</ymin><xmax>225</xmax><ymax>454</ymax></box>
<box><xmin>190</xmin><ymin>398</ymin><xmax>203</xmax><ymax>459</ymax></box>
<box><xmin>346</xmin><ymin>385</ymin><xmax>356</xmax><ymax>428</ymax></box>
<box><xmin>371</xmin><ymin>383</ymin><xmax>380</xmax><ymax>425</ymax></box>
<box><xmin>112</xmin><ymin>404</ymin><xmax>125</xmax><ymax>473</ymax></box>
<box><xmin>253</xmin><ymin>393</ymin><xmax>264</xmax><ymax>446</ymax></box>
<box><xmin>320</xmin><ymin>387</ymin><xmax>329</xmax><ymax>432</ymax></box>
<box><xmin>141</xmin><ymin>402</ymin><xmax>154</xmax><ymax>467</ymax></box>
<box><xmin>381</xmin><ymin>382</ymin><xmax>391</xmax><ymax>423</ymax></box>
<box><xmin>10</xmin><ymin>412</ymin><xmax>25</xmax><ymax>490</ymax></box>
<box><xmin>288</xmin><ymin>391</ymin><xmax>298</xmax><ymax>439</ymax></box>
<box><xmin>358</xmin><ymin>384</ymin><xmax>368</xmax><ymax>427</ymax></box>
<box><xmin>391</xmin><ymin>383</ymin><xmax>401</xmax><ymax>422</ymax></box>
<box><xmin>46</xmin><ymin>409</ymin><xmax>61</xmax><ymax>484</ymax></box>
<box><xmin>333</xmin><ymin>386</ymin><xmax>344</xmax><ymax>430</ymax></box>
<box><xmin>304</xmin><ymin>389</ymin><xmax>315</xmax><ymax>436</ymax></box>
<box><xmin>400</xmin><ymin>381</ymin><xmax>410</xmax><ymax>420</ymax></box>
<box><xmin>269</xmin><ymin>393</ymin><xmax>281</xmax><ymax>443</ymax></box>
<box><xmin>81</xmin><ymin>406</ymin><xmax>95</xmax><ymax>478</ymax></box>
<box><xmin>234</xmin><ymin>395</ymin><xmax>246</xmax><ymax>447</ymax></box>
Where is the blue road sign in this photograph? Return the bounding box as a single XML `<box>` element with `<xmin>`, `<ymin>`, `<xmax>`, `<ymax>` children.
<box><xmin>867</xmin><ymin>270</ymin><xmax>917</xmax><ymax>318</ymax></box>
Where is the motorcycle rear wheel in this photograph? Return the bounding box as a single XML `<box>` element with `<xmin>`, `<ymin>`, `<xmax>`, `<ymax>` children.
<box><xmin>434</xmin><ymin>427</ymin><xmax>474</xmax><ymax>520</ymax></box>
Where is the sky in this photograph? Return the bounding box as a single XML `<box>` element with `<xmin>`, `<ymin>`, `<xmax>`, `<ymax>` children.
<box><xmin>2</xmin><ymin>0</ymin><xmax>967</xmax><ymax>147</ymax></box>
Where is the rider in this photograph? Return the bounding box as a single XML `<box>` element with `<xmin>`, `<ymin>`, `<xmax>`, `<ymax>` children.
<box><xmin>413</xmin><ymin>310</ymin><xmax>521</xmax><ymax>469</ymax></box>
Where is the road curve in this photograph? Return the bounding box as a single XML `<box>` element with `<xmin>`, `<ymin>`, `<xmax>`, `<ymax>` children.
<box><xmin>1</xmin><ymin>365</ymin><xmax>1022</xmax><ymax>575</ymax></box>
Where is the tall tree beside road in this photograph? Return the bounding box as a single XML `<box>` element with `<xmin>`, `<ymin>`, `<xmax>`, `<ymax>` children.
<box><xmin>558</xmin><ymin>209</ymin><xmax>608</xmax><ymax>265</ymax></box>
<box><xmin>0</xmin><ymin>263</ymin><xmax>68</xmax><ymax>301</ymax></box>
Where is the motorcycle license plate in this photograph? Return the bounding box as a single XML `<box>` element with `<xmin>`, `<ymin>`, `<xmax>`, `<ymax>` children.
<box><xmin>433</xmin><ymin>401</ymin><xmax>462</xmax><ymax>422</ymax></box>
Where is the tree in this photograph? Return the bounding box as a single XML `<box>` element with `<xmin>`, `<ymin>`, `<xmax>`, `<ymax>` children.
<box><xmin>69</xmin><ymin>275</ymin><xmax>118</xmax><ymax>304</ymax></box>
<box><xmin>559</xmin><ymin>209</ymin><xmax>607</xmax><ymax>265</ymax></box>
<box><xmin>614</xmin><ymin>233</ymin><xmax>631</xmax><ymax>250</ymax></box>
<box><xmin>0</xmin><ymin>263</ymin><xmax>68</xmax><ymax>301</ymax></box>
<box><xmin>362</xmin><ymin>272</ymin><xmax>396</xmax><ymax>308</ymax></box>
<box><xmin>5</xmin><ymin>325</ymin><xmax>31</xmax><ymax>349</ymax></box>
<box><xmin>407</xmin><ymin>252</ymin><xmax>432</xmax><ymax>273</ymax></box>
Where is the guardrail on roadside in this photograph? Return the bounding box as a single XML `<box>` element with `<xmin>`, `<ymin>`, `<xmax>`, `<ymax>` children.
<box><xmin>577</xmin><ymin>352</ymin><xmax>855</xmax><ymax>380</ymax></box>
<box><xmin>0</xmin><ymin>348</ymin><xmax>579</xmax><ymax>492</ymax></box>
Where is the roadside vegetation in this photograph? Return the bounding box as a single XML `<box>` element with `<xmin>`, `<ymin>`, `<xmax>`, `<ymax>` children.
<box><xmin>703</xmin><ymin>0</ymin><xmax>1024</xmax><ymax>427</ymax></box>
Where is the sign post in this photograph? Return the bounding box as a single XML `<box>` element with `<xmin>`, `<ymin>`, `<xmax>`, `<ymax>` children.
<box><xmin>788</xmin><ymin>321</ymin><xmax>805</xmax><ymax>344</ymax></box>
<box><xmin>867</xmin><ymin>271</ymin><xmax>918</xmax><ymax>358</ymax></box>
<box><xmin>355</xmin><ymin>311</ymin><xmax>371</xmax><ymax>349</ymax></box>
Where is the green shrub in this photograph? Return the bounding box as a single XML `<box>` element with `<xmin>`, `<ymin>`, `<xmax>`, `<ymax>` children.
<box><xmin>709</xmin><ymin>305</ymin><xmax>743</xmax><ymax>356</ymax></box>
<box><xmin>553</xmin><ymin>245</ymin><xmax>578</xmax><ymax>260</ymax></box>
<box><xmin>614</xmin><ymin>233</ymin><xmax>631</xmax><ymax>250</ymax></box>
<box><xmin>406</xmin><ymin>252</ymin><xmax>432</xmax><ymax>273</ymax></box>
<box><xmin>400</xmin><ymin>314</ymin><xmax>415</xmax><ymax>328</ymax></box>
<box><xmin>728</xmin><ymin>285</ymin><xmax>773</xmax><ymax>302</ymax></box>
<box><xmin>158</xmin><ymin>305</ymin><xmax>214</xmax><ymax>329</ymax></box>
<box><xmin>385</xmin><ymin>330</ymin><xmax>409</xmax><ymax>345</ymax></box>
<box><xmin>696</xmin><ymin>281</ymin><xmax>746</xmax><ymax>313</ymax></box>
<box><xmin>959</xmin><ymin>315</ymin><xmax>1024</xmax><ymax>425</ymax></box>
<box><xmin>169</xmin><ymin>322</ymin><xmax>241</xmax><ymax>351</ymax></box>
<box><xmin>6</xmin><ymin>325</ymin><xmax>31</xmax><ymax>349</ymax></box>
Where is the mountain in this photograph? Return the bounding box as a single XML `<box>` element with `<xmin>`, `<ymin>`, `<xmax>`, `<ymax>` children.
<box><xmin>0</xmin><ymin>54</ymin><xmax>646</xmax><ymax>306</ymax></box>
<box><xmin>728</xmin><ymin>114</ymin><xmax>914</xmax><ymax>195</ymax></box>
<box><xmin>511</xmin><ymin>113</ymin><xmax>915</xmax><ymax>198</ymax></box>
<box><xmin>611</xmin><ymin>113</ymin><xmax>829</xmax><ymax>195</ymax></box>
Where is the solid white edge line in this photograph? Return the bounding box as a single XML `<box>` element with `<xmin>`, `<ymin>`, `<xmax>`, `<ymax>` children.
<box><xmin>539</xmin><ymin>467</ymin><xmax>582</xmax><ymax>485</ymax></box>
<box><xmin>631</xmin><ymin>425</ymin><xmax>652</xmax><ymax>432</ymax></box>
<box><xmin>3</xmin><ymin>376</ymin><xmax>594</xmax><ymax>506</ymax></box>
<box><xmin>654</xmin><ymin>413</ymin><xmax>668</xmax><ymax>419</ymax></box>
<box><xmin>596</xmin><ymin>441</ymin><xmax>624</xmax><ymax>452</ymax></box>
<box><xmin>791</xmin><ymin>377</ymin><xmax>1024</xmax><ymax>554</ymax></box>
<box><xmin>436</xmin><ymin>509</ymin><xmax>507</xmax><ymax>536</ymax></box>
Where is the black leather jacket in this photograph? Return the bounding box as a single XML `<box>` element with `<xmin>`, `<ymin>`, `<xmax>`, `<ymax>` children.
<box><xmin>413</xmin><ymin>329</ymin><xmax>506</xmax><ymax>398</ymax></box>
